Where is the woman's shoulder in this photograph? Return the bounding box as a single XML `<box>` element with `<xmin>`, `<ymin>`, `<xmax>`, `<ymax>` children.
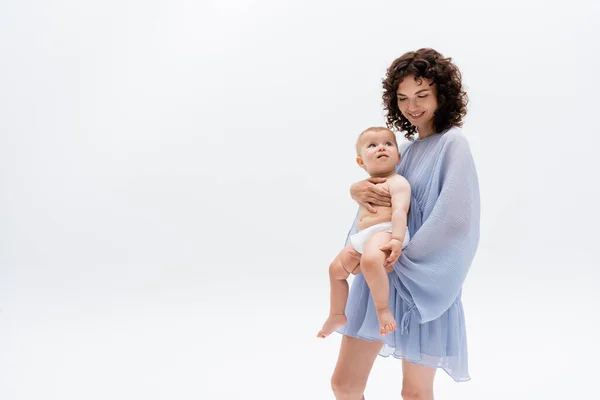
<box><xmin>398</xmin><ymin>139</ymin><xmax>413</xmax><ymax>155</ymax></box>
<box><xmin>439</xmin><ymin>126</ymin><xmax>472</xmax><ymax>153</ymax></box>
<box><xmin>440</xmin><ymin>126</ymin><xmax>465</xmax><ymax>143</ymax></box>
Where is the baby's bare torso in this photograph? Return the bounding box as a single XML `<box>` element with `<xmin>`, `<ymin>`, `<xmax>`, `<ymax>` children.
<box><xmin>356</xmin><ymin>181</ymin><xmax>393</xmax><ymax>231</ymax></box>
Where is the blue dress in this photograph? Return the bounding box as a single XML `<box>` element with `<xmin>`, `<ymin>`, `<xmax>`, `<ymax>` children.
<box><xmin>336</xmin><ymin>127</ymin><xmax>480</xmax><ymax>382</ymax></box>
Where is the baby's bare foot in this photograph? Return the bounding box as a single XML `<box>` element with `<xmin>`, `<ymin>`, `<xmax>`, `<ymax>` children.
<box><xmin>376</xmin><ymin>307</ymin><xmax>396</xmax><ymax>336</ymax></box>
<box><xmin>317</xmin><ymin>314</ymin><xmax>347</xmax><ymax>338</ymax></box>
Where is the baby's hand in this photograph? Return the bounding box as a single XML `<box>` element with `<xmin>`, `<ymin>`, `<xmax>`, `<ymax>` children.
<box><xmin>380</xmin><ymin>238</ymin><xmax>403</xmax><ymax>268</ymax></box>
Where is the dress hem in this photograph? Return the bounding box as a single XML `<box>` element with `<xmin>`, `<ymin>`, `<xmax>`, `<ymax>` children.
<box><xmin>334</xmin><ymin>330</ymin><xmax>471</xmax><ymax>383</ymax></box>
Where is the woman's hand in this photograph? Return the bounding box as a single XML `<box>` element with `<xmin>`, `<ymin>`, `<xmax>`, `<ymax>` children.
<box><xmin>349</xmin><ymin>177</ymin><xmax>391</xmax><ymax>212</ymax></box>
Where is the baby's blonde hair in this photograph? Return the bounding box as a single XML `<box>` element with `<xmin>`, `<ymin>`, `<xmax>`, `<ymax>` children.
<box><xmin>355</xmin><ymin>127</ymin><xmax>398</xmax><ymax>155</ymax></box>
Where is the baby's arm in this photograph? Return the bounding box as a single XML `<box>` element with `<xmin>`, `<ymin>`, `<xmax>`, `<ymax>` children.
<box><xmin>380</xmin><ymin>175</ymin><xmax>411</xmax><ymax>266</ymax></box>
<box><xmin>389</xmin><ymin>175</ymin><xmax>411</xmax><ymax>241</ymax></box>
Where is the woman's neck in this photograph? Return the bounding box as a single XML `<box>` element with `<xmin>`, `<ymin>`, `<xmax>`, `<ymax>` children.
<box><xmin>417</xmin><ymin>123</ymin><xmax>435</xmax><ymax>139</ymax></box>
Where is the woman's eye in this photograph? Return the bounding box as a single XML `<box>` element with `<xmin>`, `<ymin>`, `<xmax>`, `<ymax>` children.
<box><xmin>418</xmin><ymin>95</ymin><xmax>428</xmax><ymax>98</ymax></box>
<box><xmin>398</xmin><ymin>98</ymin><xmax>407</xmax><ymax>102</ymax></box>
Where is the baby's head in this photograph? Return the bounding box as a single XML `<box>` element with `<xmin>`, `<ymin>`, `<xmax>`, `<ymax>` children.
<box><xmin>355</xmin><ymin>127</ymin><xmax>401</xmax><ymax>176</ymax></box>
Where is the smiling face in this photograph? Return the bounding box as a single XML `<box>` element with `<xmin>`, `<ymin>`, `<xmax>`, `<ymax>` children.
<box><xmin>356</xmin><ymin>128</ymin><xmax>400</xmax><ymax>176</ymax></box>
<box><xmin>396</xmin><ymin>74</ymin><xmax>439</xmax><ymax>137</ymax></box>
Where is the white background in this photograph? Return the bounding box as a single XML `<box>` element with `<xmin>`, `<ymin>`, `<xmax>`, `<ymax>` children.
<box><xmin>1</xmin><ymin>0</ymin><xmax>599</xmax><ymax>399</ymax></box>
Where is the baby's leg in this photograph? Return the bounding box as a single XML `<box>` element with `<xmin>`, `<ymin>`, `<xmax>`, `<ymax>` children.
<box><xmin>361</xmin><ymin>231</ymin><xmax>396</xmax><ymax>336</ymax></box>
<box><xmin>317</xmin><ymin>244</ymin><xmax>361</xmax><ymax>339</ymax></box>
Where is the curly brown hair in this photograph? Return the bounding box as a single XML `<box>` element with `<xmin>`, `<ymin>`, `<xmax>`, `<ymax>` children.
<box><xmin>382</xmin><ymin>48</ymin><xmax>468</xmax><ymax>140</ymax></box>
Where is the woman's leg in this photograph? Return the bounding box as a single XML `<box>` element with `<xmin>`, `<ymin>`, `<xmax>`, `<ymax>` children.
<box><xmin>331</xmin><ymin>335</ymin><xmax>383</xmax><ymax>400</ymax></box>
<box><xmin>401</xmin><ymin>359</ymin><xmax>437</xmax><ymax>400</ymax></box>
<box><xmin>360</xmin><ymin>231</ymin><xmax>396</xmax><ymax>335</ymax></box>
<box><xmin>317</xmin><ymin>244</ymin><xmax>361</xmax><ymax>338</ymax></box>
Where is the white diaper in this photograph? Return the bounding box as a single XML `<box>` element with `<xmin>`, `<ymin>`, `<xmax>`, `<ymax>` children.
<box><xmin>349</xmin><ymin>222</ymin><xmax>410</xmax><ymax>254</ymax></box>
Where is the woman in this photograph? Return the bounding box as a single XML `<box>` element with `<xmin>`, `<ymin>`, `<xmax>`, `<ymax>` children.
<box><xmin>331</xmin><ymin>48</ymin><xmax>480</xmax><ymax>400</ymax></box>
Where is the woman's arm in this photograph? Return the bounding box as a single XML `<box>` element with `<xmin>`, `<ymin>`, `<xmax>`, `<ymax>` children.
<box><xmin>391</xmin><ymin>134</ymin><xmax>480</xmax><ymax>324</ymax></box>
<box><xmin>349</xmin><ymin>177</ymin><xmax>391</xmax><ymax>212</ymax></box>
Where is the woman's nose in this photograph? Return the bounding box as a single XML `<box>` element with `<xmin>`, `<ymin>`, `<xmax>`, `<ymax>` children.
<box><xmin>407</xmin><ymin>97</ymin><xmax>418</xmax><ymax>110</ymax></box>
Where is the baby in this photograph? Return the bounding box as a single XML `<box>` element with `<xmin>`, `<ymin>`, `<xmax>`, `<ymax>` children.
<box><xmin>317</xmin><ymin>127</ymin><xmax>411</xmax><ymax>338</ymax></box>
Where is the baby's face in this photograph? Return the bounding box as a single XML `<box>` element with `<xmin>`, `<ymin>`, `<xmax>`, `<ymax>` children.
<box><xmin>357</xmin><ymin>129</ymin><xmax>400</xmax><ymax>174</ymax></box>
